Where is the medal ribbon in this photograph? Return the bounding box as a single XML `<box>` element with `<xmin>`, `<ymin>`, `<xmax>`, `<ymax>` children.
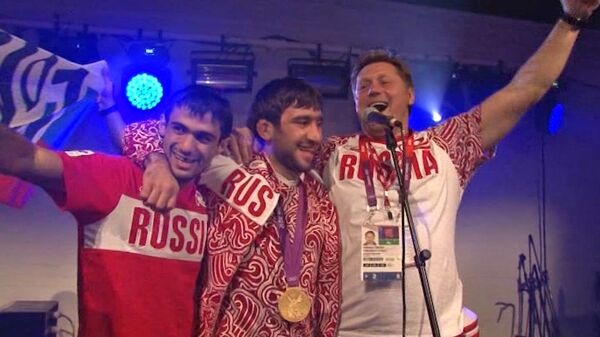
<box><xmin>277</xmin><ymin>182</ymin><xmax>307</xmax><ymax>287</ymax></box>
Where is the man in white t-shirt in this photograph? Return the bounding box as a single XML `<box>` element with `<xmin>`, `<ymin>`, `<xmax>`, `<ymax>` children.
<box><xmin>317</xmin><ymin>2</ymin><xmax>599</xmax><ymax>334</ymax></box>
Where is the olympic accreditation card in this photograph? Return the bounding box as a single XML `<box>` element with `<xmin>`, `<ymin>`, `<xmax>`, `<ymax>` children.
<box><xmin>361</xmin><ymin>221</ymin><xmax>410</xmax><ymax>281</ymax></box>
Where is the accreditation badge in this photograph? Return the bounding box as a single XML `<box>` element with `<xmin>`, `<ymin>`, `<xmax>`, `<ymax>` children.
<box><xmin>361</xmin><ymin>221</ymin><xmax>403</xmax><ymax>281</ymax></box>
<box><xmin>362</xmin><ymin>208</ymin><xmax>421</xmax><ymax>282</ymax></box>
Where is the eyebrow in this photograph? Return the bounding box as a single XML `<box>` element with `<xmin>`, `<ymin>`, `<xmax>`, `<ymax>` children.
<box><xmin>360</xmin><ymin>73</ymin><xmax>391</xmax><ymax>81</ymax></box>
<box><xmin>194</xmin><ymin>130</ymin><xmax>217</xmax><ymax>140</ymax></box>
<box><xmin>170</xmin><ymin>121</ymin><xmax>187</xmax><ymax>130</ymax></box>
<box><xmin>291</xmin><ymin>114</ymin><xmax>323</xmax><ymax>122</ymax></box>
<box><xmin>171</xmin><ymin>122</ymin><xmax>219</xmax><ymax>139</ymax></box>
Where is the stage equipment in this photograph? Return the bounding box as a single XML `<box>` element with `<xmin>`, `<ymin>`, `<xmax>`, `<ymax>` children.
<box><xmin>287</xmin><ymin>45</ymin><xmax>350</xmax><ymax>98</ymax></box>
<box><xmin>122</xmin><ymin>41</ymin><xmax>171</xmax><ymax>111</ymax></box>
<box><xmin>190</xmin><ymin>42</ymin><xmax>255</xmax><ymax>92</ymax></box>
<box><xmin>0</xmin><ymin>301</ymin><xmax>59</xmax><ymax>337</ymax></box>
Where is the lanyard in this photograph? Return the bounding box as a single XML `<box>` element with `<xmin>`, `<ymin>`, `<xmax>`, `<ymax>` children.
<box><xmin>358</xmin><ymin>134</ymin><xmax>414</xmax><ymax>219</ymax></box>
<box><xmin>276</xmin><ymin>182</ymin><xmax>307</xmax><ymax>287</ymax></box>
<box><xmin>359</xmin><ymin>136</ymin><xmax>378</xmax><ymax>211</ymax></box>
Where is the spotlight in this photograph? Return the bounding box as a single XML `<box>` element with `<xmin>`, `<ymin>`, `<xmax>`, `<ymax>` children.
<box><xmin>431</xmin><ymin>109</ymin><xmax>442</xmax><ymax>122</ymax></box>
<box><xmin>192</xmin><ymin>60</ymin><xmax>254</xmax><ymax>91</ymax></box>
<box><xmin>125</xmin><ymin>73</ymin><xmax>164</xmax><ymax>110</ymax></box>
<box><xmin>190</xmin><ymin>45</ymin><xmax>255</xmax><ymax>92</ymax></box>
<box><xmin>121</xmin><ymin>42</ymin><xmax>171</xmax><ymax>112</ymax></box>
<box><xmin>547</xmin><ymin>103</ymin><xmax>563</xmax><ymax>135</ymax></box>
<box><xmin>534</xmin><ymin>79</ymin><xmax>564</xmax><ymax>135</ymax></box>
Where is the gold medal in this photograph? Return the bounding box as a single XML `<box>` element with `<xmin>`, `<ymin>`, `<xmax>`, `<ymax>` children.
<box><xmin>278</xmin><ymin>287</ymin><xmax>311</xmax><ymax>322</ymax></box>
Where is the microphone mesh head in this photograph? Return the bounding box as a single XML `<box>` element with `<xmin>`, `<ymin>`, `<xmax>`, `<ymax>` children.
<box><xmin>366</xmin><ymin>108</ymin><xmax>388</xmax><ymax>124</ymax></box>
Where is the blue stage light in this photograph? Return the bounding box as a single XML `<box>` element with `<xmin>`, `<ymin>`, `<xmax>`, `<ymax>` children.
<box><xmin>432</xmin><ymin>110</ymin><xmax>442</xmax><ymax>122</ymax></box>
<box><xmin>121</xmin><ymin>42</ymin><xmax>171</xmax><ymax>113</ymax></box>
<box><xmin>548</xmin><ymin>103</ymin><xmax>564</xmax><ymax>135</ymax></box>
<box><xmin>125</xmin><ymin>73</ymin><xmax>164</xmax><ymax>110</ymax></box>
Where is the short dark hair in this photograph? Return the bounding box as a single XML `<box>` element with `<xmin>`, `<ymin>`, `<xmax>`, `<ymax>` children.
<box><xmin>247</xmin><ymin>77</ymin><xmax>323</xmax><ymax>145</ymax></box>
<box><xmin>164</xmin><ymin>85</ymin><xmax>233</xmax><ymax>139</ymax></box>
<box><xmin>351</xmin><ymin>49</ymin><xmax>414</xmax><ymax>92</ymax></box>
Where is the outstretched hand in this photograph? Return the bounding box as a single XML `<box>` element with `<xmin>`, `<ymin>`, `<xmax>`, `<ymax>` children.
<box><xmin>561</xmin><ymin>0</ymin><xmax>600</xmax><ymax>19</ymax></box>
<box><xmin>140</xmin><ymin>153</ymin><xmax>179</xmax><ymax>212</ymax></box>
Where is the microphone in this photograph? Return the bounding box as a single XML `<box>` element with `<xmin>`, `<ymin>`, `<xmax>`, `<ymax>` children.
<box><xmin>365</xmin><ymin>106</ymin><xmax>403</xmax><ymax>129</ymax></box>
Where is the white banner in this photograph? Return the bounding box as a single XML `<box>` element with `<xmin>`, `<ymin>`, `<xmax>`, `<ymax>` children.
<box><xmin>0</xmin><ymin>29</ymin><xmax>106</xmax><ymax>128</ymax></box>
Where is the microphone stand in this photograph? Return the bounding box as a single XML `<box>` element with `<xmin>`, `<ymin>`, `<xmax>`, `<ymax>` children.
<box><xmin>383</xmin><ymin>126</ymin><xmax>441</xmax><ymax>337</ymax></box>
<box><xmin>528</xmin><ymin>235</ymin><xmax>561</xmax><ymax>337</ymax></box>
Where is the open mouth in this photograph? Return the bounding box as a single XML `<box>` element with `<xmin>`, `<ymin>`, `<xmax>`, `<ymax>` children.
<box><xmin>369</xmin><ymin>102</ymin><xmax>389</xmax><ymax>112</ymax></box>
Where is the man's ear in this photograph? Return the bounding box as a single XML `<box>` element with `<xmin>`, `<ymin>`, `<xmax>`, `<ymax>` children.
<box><xmin>158</xmin><ymin>114</ymin><xmax>166</xmax><ymax>137</ymax></box>
<box><xmin>352</xmin><ymin>86</ymin><xmax>359</xmax><ymax>113</ymax></box>
<box><xmin>407</xmin><ymin>87</ymin><xmax>415</xmax><ymax>106</ymax></box>
<box><xmin>255</xmin><ymin>119</ymin><xmax>274</xmax><ymax>142</ymax></box>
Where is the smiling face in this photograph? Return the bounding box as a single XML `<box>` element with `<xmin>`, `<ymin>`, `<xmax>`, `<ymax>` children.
<box><xmin>353</xmin><ymin>61</ymin><xmax>415</xmax><ymax>139</ymax></box>
<box><xmin>247</xmin><ymin>77</ymin><xmax>324</xmax><ymax>180</ymax></box>
<box><xmin>257</xmin><ymin>106</ymin><xmax>323</xmax><ymax>180</ymax></box>
<box><xmin>161</xmin><ymin>106</ymin><xmax>222</xmax><ymax>184</ymax></box>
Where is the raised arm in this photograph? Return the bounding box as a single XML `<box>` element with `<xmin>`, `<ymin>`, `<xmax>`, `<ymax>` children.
<box><xmin>0</xmin><ymin>124</ymin><xmax>64</xmax><ymax>192</ymax></box>
<box><xmin>97</xmin><ymin>67</ymin><xmax>126</xmax><ymax>150</ymax></box>
<box><xmin>480</xmin><ymin>0</ymin><xmax>599</xmax><ymax>150</ymax></box>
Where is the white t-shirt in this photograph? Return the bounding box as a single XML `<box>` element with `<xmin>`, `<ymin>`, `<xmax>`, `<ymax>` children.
<box><xmin>319</xmin><ymin>107</ymin><xmax>492</xmax><ymax>337</ymax></box>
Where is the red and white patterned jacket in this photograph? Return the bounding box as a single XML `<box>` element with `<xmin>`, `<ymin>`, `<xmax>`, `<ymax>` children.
<box><xmin>198</xmin><ymin>154</ymin><xmax>341</xmax><ymax>337</ymax></box>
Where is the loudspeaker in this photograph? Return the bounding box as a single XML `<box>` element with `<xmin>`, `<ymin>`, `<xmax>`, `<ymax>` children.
<box><xmin>0</xmin><ymin>301</ymin><xmax>59</xmax><ymax>337</ymax></box>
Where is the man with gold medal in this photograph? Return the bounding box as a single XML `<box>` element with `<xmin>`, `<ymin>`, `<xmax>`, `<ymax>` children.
<box><xmin>191</xmin><ymin>77</ymin><xmax>341</xmax><ymax>336</ymax></box>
